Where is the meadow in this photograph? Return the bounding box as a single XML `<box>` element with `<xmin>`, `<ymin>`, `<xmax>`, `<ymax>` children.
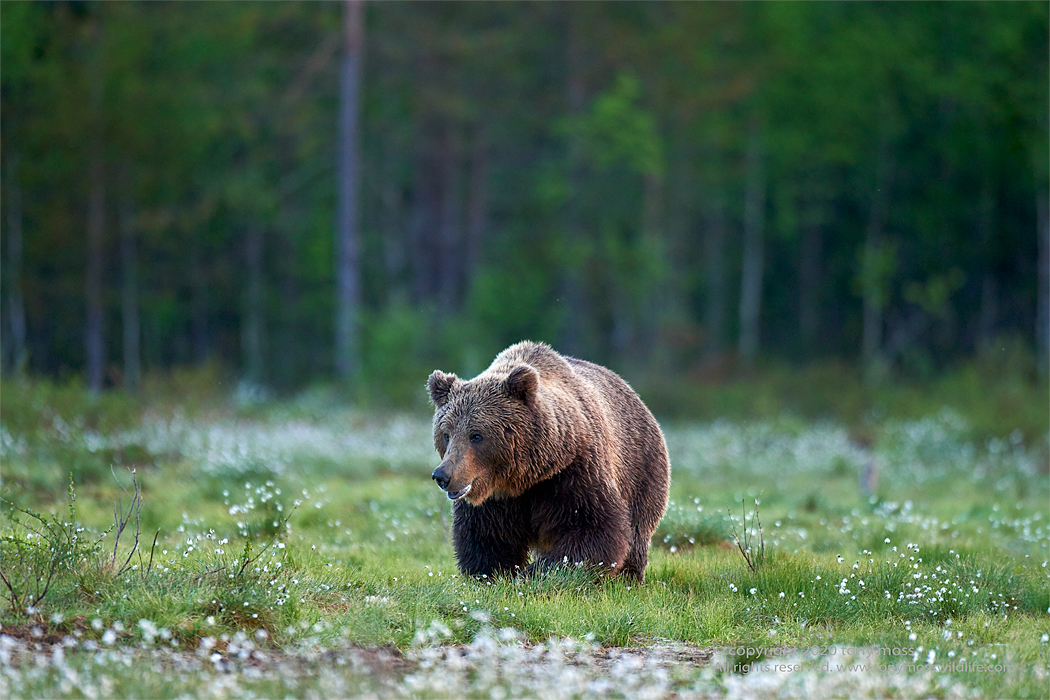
<box><xmin>1</xmin><ymin>372</ymin><xmax>1047</xmax><ymax>699</ymax></box>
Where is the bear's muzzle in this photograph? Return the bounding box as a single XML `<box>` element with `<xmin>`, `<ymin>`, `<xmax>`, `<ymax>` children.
<box><xmin>431</xmin><ymin>464</ymin><xmax>474</xmax><ymax>500</ymax></box>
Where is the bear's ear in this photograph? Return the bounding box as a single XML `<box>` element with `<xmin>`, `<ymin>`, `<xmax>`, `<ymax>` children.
<box><xmin>427</xmin><ymin>370</ymin><xmax>460</xmax><ymax>408</ymax></box>
<box><xmin>505</xmin><ymin>364</ymin><xmax>539</xmax><ymax>404</ymax></box>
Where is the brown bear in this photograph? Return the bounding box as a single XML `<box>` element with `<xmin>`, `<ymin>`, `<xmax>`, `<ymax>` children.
<box><xmin>427</xmin><ymin>341</ymin><xmax>670</xmax><ymax>582</ymax></box>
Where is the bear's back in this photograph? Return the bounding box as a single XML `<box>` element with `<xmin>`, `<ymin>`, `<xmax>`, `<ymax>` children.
<box><xmin>493</xmin><ymin>341</ymin><xmax>664</xmax><ymax>464</ymax></box>
<box><xmin>490</xmin><ymin>340</ymin><xmax>573</xmax><ymax>381</ymax></box>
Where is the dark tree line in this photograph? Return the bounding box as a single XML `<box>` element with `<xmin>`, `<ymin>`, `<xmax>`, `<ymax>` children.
<box><xmin>1</xmin><ymin>1</ymin><xmax>1047</xmax><ymax>398</ymax></box>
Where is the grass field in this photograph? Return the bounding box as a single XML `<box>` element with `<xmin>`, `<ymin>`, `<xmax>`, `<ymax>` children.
<box><xmin>1</xmin><ymin>374</ymin><xmax>1048</xmax><ymax>699</ymax></box>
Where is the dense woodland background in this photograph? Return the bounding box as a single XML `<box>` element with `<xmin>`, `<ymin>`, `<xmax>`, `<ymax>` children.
<box><xmin>2</xmin><ymin>1</ymin><xmax>1048</xmax><ymax>407</ymax></box>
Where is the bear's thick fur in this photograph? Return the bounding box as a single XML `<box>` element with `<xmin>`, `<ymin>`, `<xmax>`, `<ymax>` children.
<box><xmin>427</xmin><ymin>341</ymin><xmax>670</xmax><ymax>581</ymax></box>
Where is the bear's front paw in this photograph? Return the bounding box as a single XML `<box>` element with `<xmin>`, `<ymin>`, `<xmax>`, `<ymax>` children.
<box><xmin>518</xmin><ymin>561</ymin><xmax>545</xmax><ymax>580</ymax></box>
<box><xmin>518</xmin><ymin>557</ymin><xmax>608</xmax><ymax>585</ymax></box>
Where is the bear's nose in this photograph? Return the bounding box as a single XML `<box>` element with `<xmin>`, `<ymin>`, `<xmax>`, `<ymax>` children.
<box><xmin>431</xmin><ymin>466</ymin><xmax>450</xmax><ymax>491</ymax></box>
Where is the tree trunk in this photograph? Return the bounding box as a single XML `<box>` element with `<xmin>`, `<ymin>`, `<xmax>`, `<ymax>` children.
<box><xmin>634</xmin><ymin>170</ymin><xmax>665</xmax><ymax>364</ymax></box>
<box><xmin>243</xmin><ymin>224</ymin><xmax>264</xmax><ymax>383</ymax></box>
<box><xmin>704</xmin><ymin>180</ymin><xmax>727</xmax><ymax>359</ymax></box>
<box><xmin>335</xmin><ymin>0</ymin><xmax>364</xmax><ymax>381</ymax></box>
<box><xmin>738</xmin><ymin>120</ymin><xmax>765</xmax><ymax>371</ymax></box>
<box><xmin>976</xmin><ymin>180</ymin><xmax>997</xmax><ymax>349</ymax></box>
<box><xmin>85</xmin><ymin>17</ymin><xmax>106</xmax><ymax>394</ymax></box>
<box><xmin>190</xmin><ymin>235</ymin><xmax>209</xmax><ymax>363</ymax></box>
<box><xmin>798</xmin><ymin>221</ymin><xmax>822</xmax><ymax>354</ymax></box>
<box><xmin>558</xmin><ymin>6</ymin><xmax>588</xmax><ymax>357</ymax></box>
<box><xmin>464</xmin><ymin>125</ymin><xmax>488</xmax><ymax>304</ymax></box>
<box><xmin>275</xmin><ymin>217</ymin><xmax>300</xmax><ymax>388</ymax></box>
<box><xmin>5</xmin><ymin>149</ymin><xmax>26</xmax><ymax>374</ymax></box>
<box><xmin>409</xmin><ymin>130</ymin><xmax>443</xmax><ymax>303</ymax></box>
<box><xmin>1038</xmin><ymin>179</ymin><xmax>1049</xmax><ymax>378</ymax></box>
<box><xmin>438</xmin><ymin>125</ymin><xmax>462</xmax><ymax>310</ymax></box>
<box><xmin>119</xmin><ymin>188</ymin><xmax>140</xmax><ymax>392</ymax></box>
<box><xmin>978</xmin><ymin>275</ymin><xmax>997</xmax><ymax>349</ymax></box>
<box><xmin>381</xmin><ymin>135</ymin><xmax>406</xmax><ymax>306</ymax></box>
<box><xmin>861</xmin><ymin>135</ymin><xmax>893</xmax><ymax>378</ymax></box>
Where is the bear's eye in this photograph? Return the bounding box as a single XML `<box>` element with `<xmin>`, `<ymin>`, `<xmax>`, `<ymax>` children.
<box><xmin>442</xmin><ymin>433</ymin><xmax>450</xmax><ymax>444</ymax></box>
<box><xmin>470</xmin><ymin>433</ymin><xmax>483</xmax><ymax>444</ymax></box>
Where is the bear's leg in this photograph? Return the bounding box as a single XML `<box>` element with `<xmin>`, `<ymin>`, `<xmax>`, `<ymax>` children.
<box><xmin>452</xmin><ymin>498</ymin><xmax>530</xmax><ymax>578</ymax></box>
<box><xmin>532</xmin><ymin>529</ymin><xmax>630</xmax><ymax>578</ymax></box>
<box><xmin>531</xmin><ymin>489</ymin><xmax>631</xmax><ymax>578</ymax></box>
<box><xmin>622</xmin><ymin>449</ymin><xmax>671</xmax><ymax>583</ymax></box>
<box><xmin>621</xmin><ymin>531</ymin><xmax>650</xmax><ymax>582</ymax></box>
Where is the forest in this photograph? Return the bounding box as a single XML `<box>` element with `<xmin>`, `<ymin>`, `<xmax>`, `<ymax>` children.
<box><xmin>2</xmin><ymin>1</ymin><xmax>1047</xmax><ymax>403</ymax></box>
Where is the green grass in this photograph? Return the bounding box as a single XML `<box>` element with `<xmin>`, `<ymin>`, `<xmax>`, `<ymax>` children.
<box><xmin>1</xmin><ymin>372</ymin><xmax>1047</xmax><ymax>699</ymax></box>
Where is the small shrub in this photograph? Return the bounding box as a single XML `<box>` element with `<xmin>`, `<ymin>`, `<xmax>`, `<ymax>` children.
<box><xmin>0</xmin><ymin>476</ymin><xmax>97</xmax><ymax>616</ymax></box>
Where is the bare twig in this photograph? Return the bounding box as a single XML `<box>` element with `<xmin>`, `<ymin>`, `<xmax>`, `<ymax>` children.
<box><xmin>144</xmin><ymin>530</ymin><xmax>159</xmax><ymax>580</ymax></box>
<box><xmin>728</xmin><ymin>498</ymin><xmax>765</xmax><ymax>573</ymax></box>
<box><xmin>110</xmin><ymin>467</ymin><xmax>143</xmax><ymax>575</ymax></box>
<box><xmin>0</xmin><ymin>566</ymin><xmax>22</xmax><ymax>613</ymax></box>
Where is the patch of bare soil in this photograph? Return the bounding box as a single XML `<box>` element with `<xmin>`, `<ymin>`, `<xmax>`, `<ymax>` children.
<box><xmin>591</xmin><ymin>642</ymin><xmax>715</xmax><ymax>669</ymax></box>
<box><xmin>1</xmin><ymin>624</ymin><xmax>712</xmax><ymax>681</ymax></box>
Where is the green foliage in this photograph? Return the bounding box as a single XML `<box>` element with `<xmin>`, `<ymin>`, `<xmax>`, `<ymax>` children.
<box><xmin>0</xmin><ymin>377</ymin><xmax>142</xmax><ymax>438</ymax></box>
<box><xmin>359</xmin><ymin>304</ymin><xmax>438</xmax><ymax>408</ymax></box>
<box><xmin>654</xmin><ymin>501</ymin><xmax>728</xmax><ymax>552</ymax></box>
<box><xmin>358</xmin><ymin>304</ymin><xmax>502</xmax><ymax>408</ymax></box>
<box><xmin>635</xmin><ymin>356</ymin><xmax>1049</xmax><ymax>442</ymax></box>
<box><xmin>855</xmin><ymin>239</ymin><xmax>898</xmax><ymax>311</ymax></box>
<box><xmin>572</xmin><ymin>72</ymin><xmax>663</xmax><ymax>177</ymax></box>
<box><xmin>2</xmin><ymin>2</ymin><xmax>1046</xmax><ymax>388</ymax></box>
<box><xmin>903</xmin><ymin>269</ymin><xmax>966</xmax><ymax>318</ymax></box>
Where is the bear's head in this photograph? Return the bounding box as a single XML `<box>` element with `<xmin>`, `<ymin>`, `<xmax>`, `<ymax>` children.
<box><xmin>426</xmin><ymin>364</ymin><xmax>539</xmax><ymax>505</ymax></box>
